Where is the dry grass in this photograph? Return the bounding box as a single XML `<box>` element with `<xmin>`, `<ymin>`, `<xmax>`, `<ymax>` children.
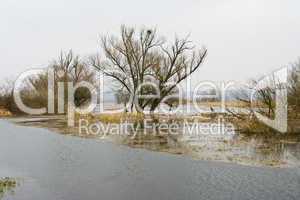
<box><xmin>76</xmin><ymin>112</ymin><xmax>145</xmax><ymax>124</ymax></box>
<box><xmin>229</xmin><ymin>117</ymin><xmax>275</xmax><ymax>135</ymax></box>
<box><xmin>196</xmin><ymin>100</ymin><xmax>250</xmax><ymax>108</ymax></box>
<box><xmin>0</xmin><ymin>108</ymin><xmax>12</xmax><ymax>117</ymax></box>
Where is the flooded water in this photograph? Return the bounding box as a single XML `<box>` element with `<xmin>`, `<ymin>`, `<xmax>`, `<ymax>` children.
<box><xmin>12</xmin><ymin>116</ymin><xmax>300</xmax><ymax>167</ymax></box>
<box><xmin>0</xmin><ymin>119</ymin><xmax>300</xmax><ymax>200</ymax></box>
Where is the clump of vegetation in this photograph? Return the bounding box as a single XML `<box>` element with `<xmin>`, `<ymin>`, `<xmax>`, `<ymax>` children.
<box><xmin>0</xmin><ymin>178</ymin><xmax>17</xmax><ymax>198</ymax></box>
<box><xmin>0</xmin><ymin>178</ymin><xmax>16</xmax><ymax>187</ymax></box>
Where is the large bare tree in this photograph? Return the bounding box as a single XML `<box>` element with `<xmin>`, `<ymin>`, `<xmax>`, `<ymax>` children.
<box><xmin>91</xmin><ymin>26</ymin><xmax>207</xmax><ymax>112</ymax></box>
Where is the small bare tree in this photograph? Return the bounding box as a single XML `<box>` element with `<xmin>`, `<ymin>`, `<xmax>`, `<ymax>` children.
<box><xmin>51</xmin><ymin>50</ymin><xmax>96</xmax><ymax>107</ymax></box>
<box><xmin>0</xmin><ymin>50</ymin><xmax>96</xmax><ymax>114</ymax></box>
<box><xmin>231</xmin><ymin>73</ymin><xmax>284</xmax><ymax>119</ymax></box>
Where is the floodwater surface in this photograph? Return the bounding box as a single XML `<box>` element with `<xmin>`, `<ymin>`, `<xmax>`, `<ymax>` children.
<box><xmin>12</xmin><ymin>116</ymin><xmax>300</xmax><ymax>167</ymax></box>
<box><xmin>0</xmin><ymin>120</ymin><xmax>300</xmax><ymax>200</ymax></box>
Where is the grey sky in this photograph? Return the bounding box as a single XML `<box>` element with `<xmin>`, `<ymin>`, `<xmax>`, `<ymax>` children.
<box><xmin>1</xmin><ymin>0</ymin><xmax>299</xmax><ymax>87</ymax></box>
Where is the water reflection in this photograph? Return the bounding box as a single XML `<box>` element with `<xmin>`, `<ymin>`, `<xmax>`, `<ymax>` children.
<box><xmin>179</xmin><ymin>133</ymin><xmax>300</xmax><ymax>167</ymax></box>
<box><xmin>1</xmin><ymin>119</ymin><xmax>300</xmax><ymax>200</ymax></box>
<box><xmin>12</xmin><ymin>116</ymin><xmax>300</xmax><ymax>167</ymax></box>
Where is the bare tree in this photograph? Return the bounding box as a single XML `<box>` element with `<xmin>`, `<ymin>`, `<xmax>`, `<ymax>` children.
<box><xmin>288</xmin><ymin>59</ymin><xmax>300</xmax><ymax>111</ymax></box>
<box><xmin>0</xmin><ymin>50</ymin><xmax>96</xmax><ymax>114</ymax></box>
<box><xmin>51</xmin><ymin>50</ymin><xmax>96</xmax><ymax>107</ymax></box>
<box><xmin>91</xmin><ymin>25</ymin><xmax>207</xmax><ymax>113</ymax></box>
<box><xmin>231</xmin><ymin>73</ymin><xmax>284</xmax><ymax>119</ymax></box>
<box><xmin>0</xmin><ymin>79</ymin><xmax>16</xmax><ymax>112</ymax></box>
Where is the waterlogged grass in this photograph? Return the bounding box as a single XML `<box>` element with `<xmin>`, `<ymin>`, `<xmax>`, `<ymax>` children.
<box><xmin>226</xmin><ymin>116</ymin><xmax>275</xmax><ymax>135</ymax></box>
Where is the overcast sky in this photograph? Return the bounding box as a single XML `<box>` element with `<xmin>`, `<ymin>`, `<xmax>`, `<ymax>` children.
<box><xmin>1</xmin><ymin>0</ymin><xmax>299</xmax><ymax>87</ymax></box>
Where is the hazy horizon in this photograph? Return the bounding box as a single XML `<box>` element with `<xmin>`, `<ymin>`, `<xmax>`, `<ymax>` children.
<box><xmin>1</xmin><ymin>0</ymin><xmax>300</xmax><ymax>87</ymax></box>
